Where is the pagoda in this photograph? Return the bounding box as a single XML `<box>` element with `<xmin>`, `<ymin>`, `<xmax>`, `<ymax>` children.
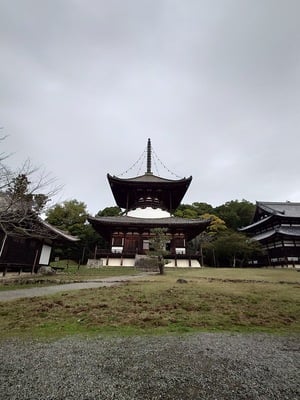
<box><xmin>240</xmin><ymin>201</ymin><xmax>300</xmax><ymax>267</ymax></box>
<box><xmin>88</xmin><ymin>139</ymin><xmax>210</xmax><ymax>267</ymax></box>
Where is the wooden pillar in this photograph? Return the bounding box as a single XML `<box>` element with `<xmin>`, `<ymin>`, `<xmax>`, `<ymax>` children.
<box><xmin>0</xmin><ymin>233</ymin><xmax>8</xmax><ymax>277</ymax></box>
<box><xmin>0</xmin><ymin>233</ymin><xmax>7</xmax><ymax>259</ymax></box>
<box><xmin>32</xmin><ymin>248</ymin><xmax>39</xmax><ymax>274</ymax></box>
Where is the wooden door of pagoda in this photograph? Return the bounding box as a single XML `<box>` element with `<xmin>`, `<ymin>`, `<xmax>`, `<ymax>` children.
<box><xmin>124</xmin><ymin>236</ymin><xmax>139</xmax><ymax>255</ymax></box>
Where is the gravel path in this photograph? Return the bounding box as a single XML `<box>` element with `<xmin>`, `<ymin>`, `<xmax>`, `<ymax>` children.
<box><xmin>0</xmin><ymin>275</ymin><xmax>148</xmax><ymax>302</ymax></box>
<box><xmin>0</xmin><ymin>333</ymin><xmax>299</xmax><ymax>399</ymax></box>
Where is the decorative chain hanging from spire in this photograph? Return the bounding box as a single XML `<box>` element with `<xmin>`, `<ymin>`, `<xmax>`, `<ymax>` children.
<box><xmin>116</xmin><ymin>148</ymin><xmax>146</xmax><ymax>177</ymax></box>
<box><xmin>152</xmin><ymin>147</ymin><xmax>183</xmax><ymax>179</ymax></box>
<box><xmin>116</xmin><ymin>138</ymin><xmax>183</xmax><ymax>179</ymax></box>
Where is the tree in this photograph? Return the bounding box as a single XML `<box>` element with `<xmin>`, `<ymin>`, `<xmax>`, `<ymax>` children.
<box><xmin>213</xmin><ymin>200</ymin><xmax>255</xmax><ymax>230</ymax></box>
<box><xmin>188</xmin><ymin>213</ymin><xmax>227</xmax><ymax>266</ymax></box>
<box><xmin>174</xmin><ymin>204</ymin><xmax>198</xmax><ymax>219</ymax></box>
<box><xmin>148</xmin><ymin>228</ymin><xmax>169</xmax><ymax>275</ymax></box>
<box><xmin>201</xmin><ymin>213</ymin><xmax>227</xmax><ymax>237</ymax></box>
<box><xmin>0</xmin><ymin>143</ymin><xmax>60</xmax><ymax>228</ymax></box>
<box><xmin>208</xmin><ymin>230</ymin><xmax>263</xmax><ymax>267</ymax></box>
<box><xmin>0</xmin><ymin>168</ymin><xmax>60</xmax><ymax>237</ymax></box>
<box><xmin>46</xmin><ymin>200</ymin><xmax>101</xmax><ymax>262</ymax></box>
<box><xmin>96</xmin><ymin>206</ymin><xmax>122</xmax><ymax>217</ymax></box>
<box><xmin>46</xmin><ymin>200</ymin><xmax>87</xmax><ymax>234</ymax></box>
<box><xmin>174</xmin><ymin>202</ymin><xmax>213</xmax><ymax>219</ymax></box>
<box><xmin>192</xmin><ymin>202</ymin><xmax>214</xmax><ymax>215</ymax></box>
<box><xmin>0</xmin><ymin>141</ymin><xmax>63</xmax><ymax>264</ymax></box>
<box><xmin>0</xmin><ymin>174</ymin><xmax>46</xmax><ymax>257</ymax></box>
<box><xmin>7</xmin><ymin>173</ymin><xmax>48</xmax><ymax>213</ymax></box>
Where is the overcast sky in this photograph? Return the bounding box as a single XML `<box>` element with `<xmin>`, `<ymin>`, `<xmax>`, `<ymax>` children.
<box><xmin>1</xmin><ymin>0</ymin><xmax>300</xmax><ymax>215</ymax></box>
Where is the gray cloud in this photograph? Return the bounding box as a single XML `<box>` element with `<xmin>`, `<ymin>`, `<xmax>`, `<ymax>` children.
<box><xmin>1</xmin><ymin>0</ymin><xmax>300</xmax><ymax>214</ymax></box>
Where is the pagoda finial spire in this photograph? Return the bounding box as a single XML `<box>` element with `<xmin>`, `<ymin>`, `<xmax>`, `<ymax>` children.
<box><xmin>146</xmin><ymin>138</ymin><xmax>152</xmax><ymax>174</ymax></box>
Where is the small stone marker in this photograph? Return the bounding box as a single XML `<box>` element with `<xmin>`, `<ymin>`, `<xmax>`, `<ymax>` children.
<box><xmin>38</xmin><ymin>266</ymin><xmax>56</xmax><ymax>276</ymax></box>
<box><xmin>176</xmin><ymin>278</ymin><xmax>188</xmax><ymax>284</ymax></box>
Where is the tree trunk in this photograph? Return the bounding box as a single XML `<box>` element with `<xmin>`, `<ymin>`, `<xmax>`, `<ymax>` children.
<box><xmin>158</xmin><ymin>255</ymin><xmax>164</xmax><ymax>275</ymax></box>
<box><xmin>199</xmin><ymin>244</ymin><xmax>204</xmax><ymax>266</ymax></box>
<box><xmin>233</xmin><ymin>254</ymin><xmax>236</xmax><ymax>268</ymax></box>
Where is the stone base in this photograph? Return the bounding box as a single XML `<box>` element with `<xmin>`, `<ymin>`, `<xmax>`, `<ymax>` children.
<box><xmin>165</xmin><ymin>259</ymin><xmax>201</xmax><ymax>268</ymax></box>
<box><xmin>89</xmin><ymin>257</ymin><xmax>201</xmax><ymax>268</ymax></box>
<box><xmin>86</xmin><ymin>259</ymin><xmax>104</xmax><ymax>268</ymax></box>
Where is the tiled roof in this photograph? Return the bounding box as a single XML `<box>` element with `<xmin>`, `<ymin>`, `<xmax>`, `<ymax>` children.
<box><xmin>40</xmin><ymin>220</ymin><xmax>79</xmax><ymax>242</ymax></box>
<box><xmin>88</xmin><ymin>215</ymin><xmax>209</xmax><ymax>226</ymax></box>
<box><xmin>252</xmin><ymin>226</ymin><xmax>300</xmax><ymax>241</ymax></box>
<box><xmin>239</xmin><ymin>215</ymin><xmax>272</xmax><ymax>231</ymax></box>
<box><xmin>109</xmin><ymin>173</ymin><xmax>191</xmax><ymax>184</ymax></box>
<box><xmin>257</xmin><ymin>201</ymin><xmax>300</xmax><ymax>218</ymax></box>
<box><xmin>107</xmin><ymin>174</ymin><xmax>192</xmax><ymax>212</ymax></box>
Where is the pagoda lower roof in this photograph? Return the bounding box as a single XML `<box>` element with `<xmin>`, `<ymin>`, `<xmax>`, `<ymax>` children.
<box><xmin>88</xmin><ymin>215</ymin><xmax>210</xmax><ymax>241</ymax></box>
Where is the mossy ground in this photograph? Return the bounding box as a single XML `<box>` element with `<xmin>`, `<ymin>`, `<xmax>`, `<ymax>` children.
<box><xmin>0</xmin><ymin>267</ymin><xmax>299</xmax><ymax>339</ymax></box>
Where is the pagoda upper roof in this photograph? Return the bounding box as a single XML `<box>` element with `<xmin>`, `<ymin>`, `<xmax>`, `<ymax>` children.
<box><xmin>110</xmin><ymin>172</ymin><xmax>187</xmax><ymax>184</ymax></box>
<box><xmin>107</xmin><ymin>173</ymin><xmax>192</xmax><ymax>212</ymax></box>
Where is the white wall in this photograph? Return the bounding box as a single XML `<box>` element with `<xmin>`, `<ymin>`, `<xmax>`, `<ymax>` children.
<box><xmin>39</xmin><ymin>244</ymin><xmax>52</xmax><ymax>265</ymax></box>
<box><xmin>127</xmin><ymin>207</ymin><xmax>171</xmax><ymax>218</ymax></box>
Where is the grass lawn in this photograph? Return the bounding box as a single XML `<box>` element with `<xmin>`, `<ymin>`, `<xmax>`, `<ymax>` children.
<box><xmin>165</xmin><ymin>266</ymin><xmax>300</xmax><ymax>283</ymax></box>
<box><xmin>0</xmin><ymin>267</ymin><xmax>299</xmax><ymax>339</ymax></box>
<box><xmin>0</xmin><ymin>263</ymin><xmax>139</xmax><ymax>291</ymax></box>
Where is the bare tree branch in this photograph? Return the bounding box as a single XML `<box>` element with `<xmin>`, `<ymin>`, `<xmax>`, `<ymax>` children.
<box><xmin>0</xmin><ymin>136</ymin><xmax>63</xmax><ymax>240</ymax></box>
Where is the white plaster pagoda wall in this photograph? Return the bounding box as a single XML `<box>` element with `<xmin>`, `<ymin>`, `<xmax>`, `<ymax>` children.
<box><xmin>127</xmin><ymin>207</ymin><xmax>171</xmax><ymax>218</ymax></box>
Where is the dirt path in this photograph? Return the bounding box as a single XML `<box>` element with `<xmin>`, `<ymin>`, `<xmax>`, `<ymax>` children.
<box><xmin>0</xmin><ymin>275</ymin><xmax>149</xmax><ymax>302</ymax></box>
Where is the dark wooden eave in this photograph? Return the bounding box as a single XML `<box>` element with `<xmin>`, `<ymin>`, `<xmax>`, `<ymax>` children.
<box><xmin>240</xmin><ymin>201</ymin><xmax>300</xmax><ymax>234</ymax></box>
<box><xmin>253</xmin><ymin>201</ymin><xmax>300</xmax><ymax>220</ymax></box>
<box><xmin>107</xmin><ymin>173</ymin><xmax>192</xmax><ymax>212</ymax></box>
<box><xmin>239</xmin><ymin>216</ymin><xmax>273</xmax><ymax>233</ymax></box>
<box><xmin>88</xmin><ymin>215</ymin><xmax>210</xmax><ymax>241</ymax></box>
<box><xmin>251</xmin><ymin>226</ymin><xmax>300</xmax><ymax>243</ymax></box>
<box><xmin>0</xmin><ymin>214</ymin><xmax>79</xmax><ymax>243</ymax></box>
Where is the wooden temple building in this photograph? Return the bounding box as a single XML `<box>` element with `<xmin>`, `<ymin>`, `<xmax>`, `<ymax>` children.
<box><xmin>0</xmin><ymin>216</ymin><xmax>78</xmax><ymax>275</ymax></box>
<box><xmin>88</xmin><ymin>139</ymin><xmax>210</xmax><ymax>267</ymax></box>
<box><xmin>0</xmin><ymin>189</ymin><xmax>78</xmax><ymax>275</ymax></box>
<box><xmin>240</xmin><ymin>201</ymin><xmax>300</xmax><ymax>267</ymax></box>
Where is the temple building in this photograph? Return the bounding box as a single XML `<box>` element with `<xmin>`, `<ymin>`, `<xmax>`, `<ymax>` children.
<box><xmin>0</xmin><ymin>216</ymin><xmax>78</xmax><ymax>275</ymax></box>
<box><xmin>88</xmin><ymin>139</ymin><xmax>210</xmax><ymax>267</ymax></box>
<box><xmin>240</xmin><ymin>201</ymin><xmax>300</xmax><ymax>267</ymax></box>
